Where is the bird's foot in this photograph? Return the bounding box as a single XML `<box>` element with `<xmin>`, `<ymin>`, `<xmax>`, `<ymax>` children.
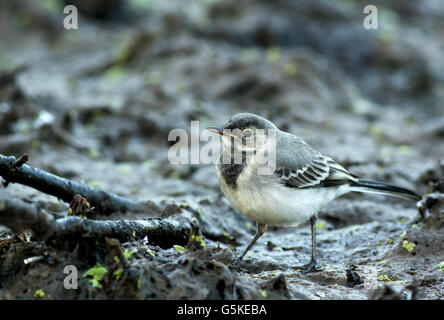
<box><xmin>293</xmin><ymin>259</ymin><xmax>320</xmax><ymax>274</ymax></box>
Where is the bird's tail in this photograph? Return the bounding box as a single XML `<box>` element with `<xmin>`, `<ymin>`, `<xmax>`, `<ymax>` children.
<box><xmin>349</xmin><ymin>179</ymin><xmax>421</xmax><ymax>201</ymax></box>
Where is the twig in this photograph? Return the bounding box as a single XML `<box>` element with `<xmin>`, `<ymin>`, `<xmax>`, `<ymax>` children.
<box><xmin>10</xmin><ymin>153</ymin><xmax>29</xmax><ymax>170</ymax></box>
<box><xmin>0</xmin><ymin>196</ymin><xmax>197</xmax><ymax>247</ymax></box>
<box><xmin>0</xmin><ymin>153</ymin><xmax>158</xmax><ymax>215</ymax></box>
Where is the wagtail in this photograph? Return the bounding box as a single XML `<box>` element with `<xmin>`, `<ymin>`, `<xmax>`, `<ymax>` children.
<box><xmin>207</xmin><ymin>113</ymin><xmax>420</xmax><ymax>272</ymax></box>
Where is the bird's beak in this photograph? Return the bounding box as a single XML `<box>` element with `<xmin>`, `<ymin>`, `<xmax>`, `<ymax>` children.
<box><xmin>206</xmin><ymin>126</ymin><xmax>224</xmax><ymax>135</ymax></box>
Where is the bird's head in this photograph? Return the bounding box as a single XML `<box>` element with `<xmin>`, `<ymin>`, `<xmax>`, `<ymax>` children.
<box><xmin>207</xmin><ymin>113</ymin><xmax>278</xmax><ymax>153</ymax></box>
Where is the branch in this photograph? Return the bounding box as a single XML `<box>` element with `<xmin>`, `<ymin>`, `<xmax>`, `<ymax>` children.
<box><xmin>0</xmin><ymin>153</ymin><xmax>157</xmax><ymax>215</ymax></box>
<box><xmin>0</xmin><ymin>196</ymin><xmax>197</xmax><ymax>247</ymax></box>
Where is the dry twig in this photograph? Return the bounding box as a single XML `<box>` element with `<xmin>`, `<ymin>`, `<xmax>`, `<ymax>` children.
<box><xmin>0</xmin><ymin>153</ymin><xmax>158</xmax><ymax>215</ymax></box>
<box><xmin>0</xmin><ymin>196</ymin><xmax>196</xmax><ymax>247</ymax></box>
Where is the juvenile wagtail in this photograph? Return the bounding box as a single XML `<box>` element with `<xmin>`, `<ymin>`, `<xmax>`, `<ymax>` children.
<box><xmin>207</xmin><ymin>113</ymin><xmax>420</xmax><ymax>272</ymax></box>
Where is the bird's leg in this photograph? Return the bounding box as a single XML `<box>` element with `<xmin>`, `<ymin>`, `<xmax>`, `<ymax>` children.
<box><xmin>294</xmin><ymin>216</ymin><xmax>319</xmax><ymax>273</ymax></box>
<box><xmin>233</xmin><ymin>222</ymin><xmax>267</xmax><ymax>267</ymax></box>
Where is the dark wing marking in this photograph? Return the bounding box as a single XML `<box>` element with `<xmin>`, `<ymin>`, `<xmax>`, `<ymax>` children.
<box><xmin>273</xmin><ymin>131</ymin><xmax>358</xmax><ymax>189</ymax></box>
<box><xmin>275</xmin><ymin>153</ymin><xmax>357</xmax><ymax>189</ymax></box>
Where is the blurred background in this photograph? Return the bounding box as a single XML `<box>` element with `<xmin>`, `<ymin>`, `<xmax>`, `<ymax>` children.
<box><xmin>0</xmin><ymin>0</ymin><xmax>442</xmax><ymax>180</ymax></box>
<box><xmin>0</xmin><ymin>0</ymin><xmax>443</xmax><ymax>299</ymax></box>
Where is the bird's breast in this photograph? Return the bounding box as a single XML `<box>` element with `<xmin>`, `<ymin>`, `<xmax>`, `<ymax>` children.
<box><xmin>216</xmin><ymin>163</ymin><xmax>349</xmax><ymax>227</ymax></box>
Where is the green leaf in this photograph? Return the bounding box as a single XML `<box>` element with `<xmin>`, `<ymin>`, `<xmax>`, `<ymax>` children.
<box><xmin>174</xmin><ymin>245</ymin><xmax>185</xmax><ymax>252</ymax></box>
<box><xmin>123</xmin><ymin>248</ymin><xmax>138</xmax><ymax>259</ymax></box>
<box><xmin>82</xmin><ymin>265</ymin><xmax>108</xmax><ymax>289</ymax></box>
<box><xmin>145</xmin><ymin>248</ymin><xmax>155</xmax><ymax>257</ymax></box>
<box><xmin>113</xmin><ymin>269</ymin><xmax>123</xmax><ymax>280</ymax></box>
<box><xmin>88</xmin><ymin>279</ymin><xmax>103</xmax><ymax>289</ymax></box>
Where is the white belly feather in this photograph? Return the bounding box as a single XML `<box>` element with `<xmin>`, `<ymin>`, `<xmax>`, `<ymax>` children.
<box><xmin>216</xmin><ymin>164</ymin><xmax>350</xmax><ymax>227</ymax></box>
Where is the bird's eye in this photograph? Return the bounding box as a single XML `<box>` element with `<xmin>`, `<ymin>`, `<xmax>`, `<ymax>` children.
<box><xmin>242</xmin><ymin>129</ymin><xmax>253</xmax><ymax>139</ymax></box>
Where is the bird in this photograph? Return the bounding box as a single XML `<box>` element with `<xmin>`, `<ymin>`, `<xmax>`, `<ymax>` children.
<box><xmin>207</xmin><ymin>113</ymin><xmax>420</xmax><ymax>272</ymax></box>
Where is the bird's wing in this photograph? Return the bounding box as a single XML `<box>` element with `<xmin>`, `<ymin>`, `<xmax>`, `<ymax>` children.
<box><xmin>274</xmin><ymin>132</ymin><xmax>357</xmax><ymax>189</ymax></box>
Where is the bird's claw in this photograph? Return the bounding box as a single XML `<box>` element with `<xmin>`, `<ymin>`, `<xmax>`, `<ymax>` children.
<box><xmin>293</xmin><ymin>259</ymin><xmax>320</xmax><ymax>274</ymax></box>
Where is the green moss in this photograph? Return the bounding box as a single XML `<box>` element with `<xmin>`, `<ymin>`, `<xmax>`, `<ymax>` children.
<box><xmin>377</xmin><ymin>8</ymin><xmax>399</xmax><ymax>44</ymax></box>
<box><xmin>368</xmin><ymin>125</ymin><xmax>383</xmax><ymax>139</ymax></box>
<box><xmin>438</xmin><ymin>262</ymin><xmax>444</xmax><ymax>272</ymax></box>
<box><xmin>283</xmin><ymin>62</ymin><xmax>298</xmax><ymax>77</ymax></box>
<box><xmin>349</xmin><ymin>225</ymin><xmax>360</xmax><ymax>234</ymax></box>
<box><xmin>266</xmin><ymin>47</ymin><xmax>281</xmax><ymax>63</ymax></box>
<box><xmin>34</xmin><ymin>289</ymin><xmax>45</xmax><ymax>299</ymax></box>
<box><xmin>379</xmin><ymin>274</ymin><xmax>390</xmax><ymax>282</ymax></box>
<box><xmin>88</xmin><ymin>180</ymin><xmax>100</xmax><ymax>189</ymax></box>
<box><xmin>379</xmin><ymin>148</ymin><xmax>390</xmax><ymax>159</ymax></box>
<box><xmin>259</xmin><ymin>289</ymin><xmax>268</xmax><ymax>298</ymax></box>
<box><xmin>402</xmin><ymin>240</ymin><xmax>416</xmax><ymax>253</ymax></box>
<box><xmin>118</xmin><ymin>165</ymin><xmax>132</xmax><ymax>174</ymax></box>
<box><xmin>378</xmin><ymin>29</ymin><xmax>394</xmax><ymax>44</ymax></box>
<box><xmin>190</xmin><ymin>235</ymin><xmax>206</xmax><ymax>248</ymax></box>
<box><xmin>398</xmin><ymin>145</ymin><xmax>411</xmax><ymax>156</ymax></box>
<box><xmin>130</xmin><ymin>187</ymin><xmax>140</xmax><ymax>195</ymax></box>
<box><xmin>123</xmin><ymin>248</ymin><xmax>138</xmax><ymax>259</ymax></box>
<box><xmin>104</xmin><ymin>65</ymin><xmax>127</xmax><ymax>81</ymax></box>
<box><xmin>174</xmin><ymin>245</ymin><xmax>185</xmax><ymax>252</ymax></box>
<box><xmin>88</xmin><ymin>149</ymin><xmax>99</xmax><ymax>160</ymax></box>
<box><xmin>315</xmin><ymin>220</ymin><xmax>326</xmax><ymax>230</ymax></box>
<box><xmin>142</xmin><ymin>159</ymin><xmax>155</xmax><ymax>171</ymax></box>
<box><xmin>145</xmin><ymin>247</ymin><xmax>155</xmax><ymax>257</ymax></box>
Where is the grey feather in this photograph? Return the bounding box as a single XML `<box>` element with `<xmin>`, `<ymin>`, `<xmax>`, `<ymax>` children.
<box><xmin>274</xmin><ymin>131</ymin><xmax>357</xmax><ymax>189</ymax></box>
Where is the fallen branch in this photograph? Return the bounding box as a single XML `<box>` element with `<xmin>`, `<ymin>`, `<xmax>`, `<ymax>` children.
<box><xmin>0</xmin><ymin>196</ymin><xmax>196</xmax><ymax>247</ymax></box>
<box><xmin>0</xmin><ymin>153</ymin><xmax>158</xmax><ymax>215</ymax></box>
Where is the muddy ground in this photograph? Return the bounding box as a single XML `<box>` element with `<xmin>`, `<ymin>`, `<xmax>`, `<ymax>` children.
<box><xmin>0</xmin><ymin>0</ymin><xmax>443</xmax><ymax>300</ymax></box>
